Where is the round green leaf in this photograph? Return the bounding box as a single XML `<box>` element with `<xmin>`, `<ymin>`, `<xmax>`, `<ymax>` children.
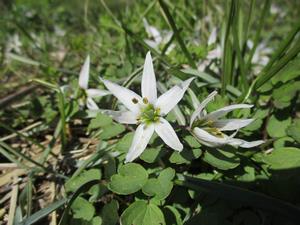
<box><xmin>108</xmin><ymin>163</ymin><xmax>148</xmax><ymax>195</ymax></box>
<box><xmin>140</xmin><ymin>147</ymin><xmax>166</xmax><ymax>163</ymax></box>
<box><xmin>169</xmin><ymin>148</ymin><xmax>202</xmax><ymax>164</ymax></box>
<box><xmin>264</xmin><ymin>147</ymin><xmax>300</xmax><ymax>170</ymax></box>
<box><xmin>142</xmin><ymin>168</ymin><xmax>175</xmax><ymax>200</ymax></box>
<box><xmin>286</xmin><ymin>119</ymin><xmax>300</xmax><ymax>143</ymax></box>
<box><xmin>203</xmin><ymin>147</ymin><xmax>240</xmax><ymax>170</ymax></box>
<box><xmin>120</xmin><ymin>200</ymin><xmax>166</xmax><ymax>225</ymax></box>
<box><xmin>266</xmin><ymin>114</ymin><xmax>291</xmax><ymax>138</ymax></box>
<box><xmin>71</xmin><ymin>196</ymin><xmax>95</xmax><ymax>221</ymax></box>
<box><xmin>115</xmin><ymin>132</ymin><xmax>134</xmax><ymax>152</ymax></box>
<box><xmin>65</xmin><ymin>169</ymin><xmax>101</xmax><ymax>193</ymax></box>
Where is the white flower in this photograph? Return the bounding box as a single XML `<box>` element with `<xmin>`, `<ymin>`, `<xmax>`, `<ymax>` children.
<box><xmin>79</xmin><ymin>56</ymin><xmax>110</xmax><ymax>110</ymax></box>
<box><xmin>248</xmin><ymin>41</ymin><xmax>272</xmax><ymax>74</ymax></box>
<box><xmin>197</xmin><ymin>27</ymin><xmax>222</xmax><ymax>72</ymax></box>
<box><xmin>190</xmin><ymin>91</ymin><xmax>264</xmax><ymax>148</ymax></box>
<box><xmin>101</xmin><ymin>52</ymin><xmax>194</xmax><ymax>162</ymax></box>
<box><xmin>143</xmin><ymin>19</ymin><xmax>175</xmax><ymax>55</ymax></box>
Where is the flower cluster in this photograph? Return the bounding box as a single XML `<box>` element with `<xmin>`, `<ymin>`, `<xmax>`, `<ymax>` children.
<box><xmin>78</xmin><ymin>52</ymin><xmax>263</xmax><ymax>163</ymax></box>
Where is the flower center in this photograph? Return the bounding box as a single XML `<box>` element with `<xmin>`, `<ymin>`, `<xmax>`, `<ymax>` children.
<box><xmin>138</xmin><ymin>103</ymin><xmax>160</xmax><ymax>125</ymax></box>
<box><xmin>193</xmin><ymin>119</ymin><xmax>224</xmax><ymax>137</ymax></box>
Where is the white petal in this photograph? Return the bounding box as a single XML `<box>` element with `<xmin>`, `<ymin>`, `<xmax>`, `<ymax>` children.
<box><xmin>213</xmin><ymin>119</ymin><xmax>254</xmax><ymax>131</ymax></box>
<box><xmin>229</xmin><ymin>138</ymin><xmax>264</xmax><ymax>148</ymax></box>
<box><xmin>125</xmin><ymin>124</ymin><xmax>154</xmax><ymax>163</ymax></box>
<box><xmin>86</xmin><ymin>88</ymin><xmax>110</xmax><ymax>97</ymax></box>
<box><xmin>156</xmin><ymin>77</ymin><xmax>194</xmax><ymax>115</ymax></box>
<box><xmin>100</xmin><ymin>78</ymin><xmax>142</xmax><ymax>113</ymax></box>
<box><xmin>207</xmin><ymin>46</ymin><xmax>222</xmax><ymax>59</ymax></box>
<box><xmin>79</xmin><ymin>55</ymin><xmax>90</xmax><ymax>89</ymax></box>
<box><xmin>86</xmin><ymin>97</ymin><xmax>99</xmax><ymax>110</ymax></box>
<box><xmin>142</xmin><ymin>52</ymin><xmax>157</xmax><ymax>103</ymax></box>
<box><xmin>193</xmin><ymin>127</ymin><xmax>228</xmax><ymax>145</ymax></box>
<box><xmin>190</xmin><ymin>91</ymin><xmax>218</xmax><ymax>126</ymax></box>
<box><xmin>154</xmin><ymin>118</ymin><xmax>183</xmax><ymax>151</ymax></box>
<box><xmin>208</xmin><ymin>27</ymin><xmax>217</xmax><ymax>45</ymax></box>
<box><xmin>203</xmin><ymin>104</ymin><xmax>253</xmax><ymax>121</ymax></box>
<box><xmin>144</xmin><ymin>39</ymin><xmax>159</xmax><ymax>49</ymax></box>
<box><xmin>103</xmin><ymin>110</ymin><xmax>138</xmax><ymax>124</ymax></box>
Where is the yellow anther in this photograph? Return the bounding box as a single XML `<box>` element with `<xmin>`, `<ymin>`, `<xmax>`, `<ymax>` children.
<box><xmin>143</xmin><ymin>97</ymin><xmax>149</xmax><ymax>104</ymax></box>
<box><xmin>132</xmin><ymin>98</ymin><xmax>139</xmax><ymax>104</ymax></box>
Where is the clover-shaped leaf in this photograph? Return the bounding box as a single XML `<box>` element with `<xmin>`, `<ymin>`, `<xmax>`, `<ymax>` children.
<box><xmin>142</xmin><ymin>168</ymin><xmax>175</xmax><ymax>200</ymax></box>
<box><xmin>120</xmin><ymin>200</ymin><xmax>166</xmax><ymax>225</ymax></box>
<box><xmin>108</xmin><ymin>163</ymin><xmax>148</xmax><ymax>195</ymax></box>
<box><xmin>65</xmin><ymin>169</ymin><xmax>101</xmax><ymax>193</ymax></box>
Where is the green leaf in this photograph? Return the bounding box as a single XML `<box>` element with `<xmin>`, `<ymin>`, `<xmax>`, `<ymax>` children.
<box><xmin>140</xmin><ymin>147</ymin><xmax>166</xmax><ymax>163</ymax></box>
<box><xmin>108</xmin><ymin>163</ymin><xmax>148</xmax><ymax>195</ymax></box>
<box><xmin>169</xmin><ymin>148</ymin><xmax>202</xmax><ymax>164</ymax></box>
<box><xmin>142</xmin><ymin>168</ymin><xmax>175</xmax><ymax>200</ymax></box>
<box><xmin>271</xmin><ymin>57</ymin><xmax>300</xmax><ymax>84</ymax></box>
<box><xmin>272</xmin><ymin>81</ymin><xmax>300</xmax><ymax>109</ymax></box>
<box><xmin>91</xmin><ymin>217</ymin><xmax>102</xmax><ymax>225</ymax></box>
<box><xmin>120</xmin><ymin>200</ymin><xmax>166</xmax><ymax>225</ymax></box>
<box><xmin>286</xmin><ymin>119</ymin><xmax>300</xmax><ymax>143</ymax></box>
<box><xmin>163</xmin><ymin>205</ymin><xmax>183</xmax><ymax>225</ymax></box>
<box><xmin>65</xmin><ymin>169</ymin><xmax>101</xmax><ymax>193</ymax></box>
<box><xmin>101</xmin><ymin>200</ymin><xmax>119</xmax><ymax>225</ymax></box>
<box><xmin>115</xmin><ymin>132</ymin><xmax>134</xmax><ymax>152</ymax></box>
<box><xmin>184</xmin><ymin>135</ymin><xmax>201</xmax><ymax>148</ymax></box>
<box><xmin>263</xmin><ymin>147</ymin><xmax>300</xmax><ymax>170</ymax></box>
<box><xmin>273</xmin><ymin>136</ymin><xmax>295</xmax><ymax>149</ymax></box>
<box><xmin>266</xmin><ymin>114</ymin><xmax>291</xmax><ymax>138</ymax></box>
<box><xmin>88</xmin><ymin>113</ymin><xmax>113</xmax><ymax>130</ymax></box>
<box><xmin>71</xmin><ymin>197</ymin><xmax>95</xmax><ymax>221</ymax></box>
<box><xmin>99</xmin><ymin>123</ymin><xmax>125</xmax><ymax>140</ymax></box>
<box><xmin>203</xmin><ymin>147</ymin><xmax>240</xmax><ymax>170</ymax></box>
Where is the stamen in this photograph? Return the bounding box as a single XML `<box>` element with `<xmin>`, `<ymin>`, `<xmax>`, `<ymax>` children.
<box><xmin>143</xmin><ymin>97</ymin><xmax>149</xmax><ymax>104</ymax></box>
<box><xmin>132</xmin><ymin>98</ymin><xmax>139</xmax><ymax>104</ymax></box>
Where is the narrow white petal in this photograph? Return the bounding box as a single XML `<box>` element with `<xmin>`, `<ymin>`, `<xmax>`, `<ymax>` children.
<box><xmin>125</xmin><ymin>124</ymin><xmax>154</xmax><ymax>163</ymax></box>
<box><xmin>142</xmin><ymin>52</ymin><xmax>157</xmax><ymax>103</ymax></box>
<box><xmin>207</xmin><ymin>46</ymin><xmax>222</xmax><ymax>59</ymax></box>
<box><xmin>208</xmin><ymin>27</ymin><xmax>217</xmax><ymax>45</ymax></box>
<box><xmin>100</xmin><ymin>78</ymin><xmax>142</xmax><ymax>113</ymax></box>
<box><xmin>193</xmin><ymin>127</ymin><xmax>228</xmax><ymax>145</ymax></box>
<box><xmin>156</xmin><ymin>77</ymin><xmax>194</xmax><ymax>115</ymax></box>
<box><xmin>103</xmin><ymin>110</ymin><xmax>138</xmax><ymax>124</ymax></box>
<box><xmin>86</xmin><ymin>97</ymin><xmax>99</xmax><ymax>110</ymax></box>
<box><xmin>154</xmin><ymin>118</ymin><xmax>183</xmax><ymax>151</ymax></box>
<box><xmin>229</xmin><ymin>138</ymin><xmax>264</xmax><ymax>148</ymax></box>
<box><xmin>79</xmin><ymin>55</ymin><xmax>90</xmax><ymax>89</ymax></box>
<box><xmin>203</xmin><ymin>104</ymin><xmax>253</xmax><ymax>121</ymax></box>
<box><xmin>213</xmin><ymin>119</ymin><xmax>254</xmax><ymax>131</ymax></box>
<box><xmin>144</xmin><ymin>39</ymin><xmax>159</xmax><ymax>49</ymax></box>
<box><xmin>86</xmin><ymin>89</ymin><xmax>110</xmax><ymax>97</ymax></box>
<box><xmin>190</xmin><ymin>91</ymin><xmax>218</xmax><ymax>126</ymax></box>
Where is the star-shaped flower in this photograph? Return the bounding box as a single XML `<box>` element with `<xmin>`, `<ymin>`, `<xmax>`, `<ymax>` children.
<box><xmin>101</xmin><ymin>52</ymin><xmax>194</xmax><ymax>162</ymax></box>
<box><xmin>190</xmin><ymin>91</ymin><xmax>264</xmax><ymax>148</ymax></box>
<box><xmin>78</xmin><ymin>56</ymin><xmax>110</xmax><ymax>110</ymax></box>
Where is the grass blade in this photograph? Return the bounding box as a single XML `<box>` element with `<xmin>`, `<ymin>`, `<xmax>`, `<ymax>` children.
<box><xmin>18</xmin><ymin>198</ymin><xmax>67</xmax><ymax>225</ymax></box>
<box><xmin>221</xmin><ymin>0</ymin><xmax>235</xmax><ymax>96</ymax></box>
<box><xmin>158</xmin><ymin>0</ymin><xmax>196</xmax><ymax>68</ymax></box>
<box><xmin>254</xmin><ymin>39</ymin><xmax>300</xmax><ymax>89</ymax></box>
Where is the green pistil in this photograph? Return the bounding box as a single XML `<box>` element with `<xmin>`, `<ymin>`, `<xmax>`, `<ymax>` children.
<box><xmin>138</xmin><ymin>104</ymin><xmax>160</xmax><ymax>125</ymax></box>
<box><xmin>192</xmin><ymin>119</ymin><xmax>224</xmax><ymax>137</ymax></box>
